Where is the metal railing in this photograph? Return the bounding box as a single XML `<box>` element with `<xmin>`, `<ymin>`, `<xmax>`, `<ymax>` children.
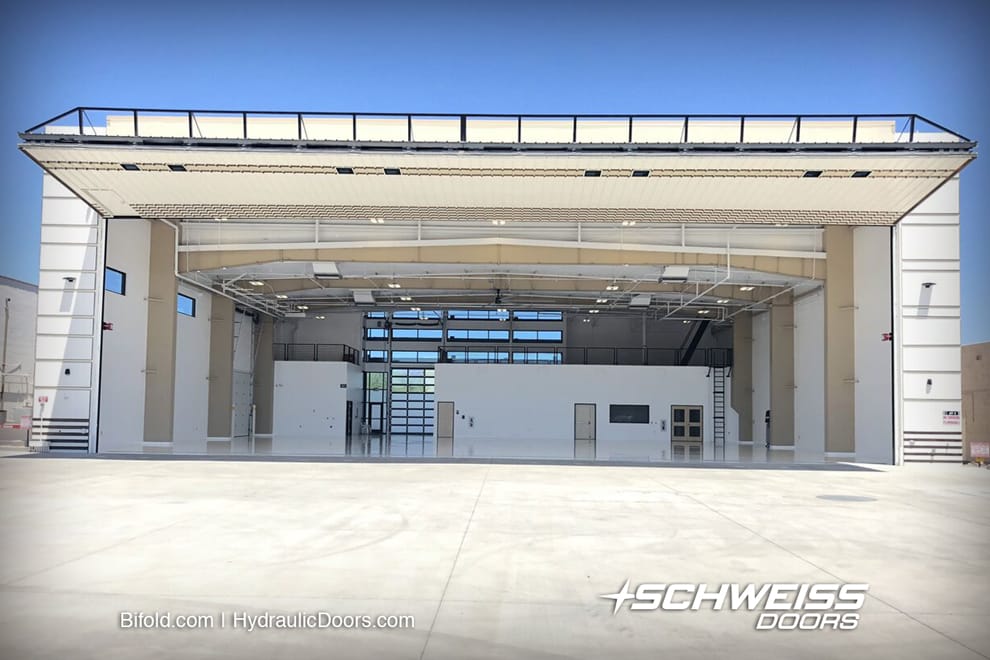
<box><xmin>436</xmin><ymin>345</ymin><xmax>733</xmax><ymax>367</ymax></box>
<box><xmin>22</xmin><ymin>108</ymin><xmax>972</xmax><ymax>146</ymax></box>
<box><xmin>274</xmin><ymin>343</ymin><xmax>360</xmax><ymax>365</ymax></box>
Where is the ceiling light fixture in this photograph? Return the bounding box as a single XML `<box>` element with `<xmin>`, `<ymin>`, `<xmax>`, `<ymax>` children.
<box><xmin>297</xmin><ymin>305</ymin><xmax>309</xmax><ymax>310</ymax></box>
<box><xmin>400</xmin><ymin>296</ymin><xmax>412</xmax><ymax>302</ymax></box>
<box><xmin>698</xmin><ymin>309</ymin><xmax>711</xmax><ymax>315</ymax></box>
<box><xmin>249</xmin><ymin>281</ymin><xmax>265</xmax><ymax>286</ymax></box>
<box><xmin>369</xmin><ymin>217</ymin><xmax>385</xmax><ymax>224</ymax></box>
<box><xmin>584</xmin><ymin>170</ymin><xmax>602</xmax><ymax>177</ymax></box>
<box><xmin>315</xmin><ymin>315</ymin><xmax>326</xmax><ymax>320</ymax></box>
<box><xmin>411</xmin><ymin>307</ymin><xmax>421</xmax><ymax>312</ymax></box>
<box><xmin>632</xmin><ymin>170</ymin><xmax>649</xmax><ymax>177</ymax></box>
<box><xmin>275</xmin><ymin>294</ymin><xmax>288</xmax><ymax>299</ymax></box>
<box><xmin>337</xmin><ymin>167</ymin><xmax>354</xmax><ymax>174</ymax></box>
<box><xmin>621</xmin><ymin>220</ymin><xmax>636</xmax><ymax>227</ymax></box>
<box><xmin>589</xmin><ymin>309</ymin><xmax>600</xmax><ymax>314</ymax></box>
<box><xmin>605</xmin><ymin>284</ymin><xmax>619</xmax><ymax>291</ymax></box>
<box><xmin>384</xmin><ymin>167</ymin><xmax>401</xmax><ymax>175</ymax></box>
<box><xmin>387</xmin><ymin>283</ymin><xmax>401</xmax><ymax>289</ymax></box>
<box><xmin>596</xmin><ymin>298</ymin><xmax>607</xmax><ymax>304</ymax></box>
<box><xmin>716</xmin><ymin>299</ymin><xmax>729</xmax><ymax>304</ymax></box>
<box><xmin>739</xmin><ymin>286</ymin><xmax>755</xmax><ymax>292</ymax></box>
<box><xmin>492</xmin><ymin>219</ymin><xmax>506</xmax><ymax>226</ymax></box>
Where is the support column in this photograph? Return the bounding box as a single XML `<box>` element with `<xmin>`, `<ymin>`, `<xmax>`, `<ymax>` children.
<box><xmin>207</xmin><ymin>295</ymin><xmax>234</xmax><ymax>439</ymax></box>
<box><xmin>731</xmin><ymin>312</ymin><xmax>754</xmax><ymax>442</ymax></box>
<box><xmin>143</xmin><ymin>221</ymin><xmax>177</xmax><ymax>444</ymax></box>
<box><xmin>253</xmin><ymin>315</ymin><xmax>274</xmax><ymax>435</ymax></box>
<box><xmin>825</xmin><ymin>226</ymin><xmax>856</xmax><ymax>454</ymax></box>
<box><xmin>769</xmin><ymin>295</ymin><xmax>795</xmax><ymax>447</ymax></box>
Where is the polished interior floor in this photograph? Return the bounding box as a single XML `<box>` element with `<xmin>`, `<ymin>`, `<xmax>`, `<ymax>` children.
<box><xmin>173</xmin><ymin>434</ymin><xmax>837</xmax><ymax>465</ymax></box>
<box><xmin>1</xmin><ymin>452</ymin><xmax>987</xmax><ymax>660</ymax></box>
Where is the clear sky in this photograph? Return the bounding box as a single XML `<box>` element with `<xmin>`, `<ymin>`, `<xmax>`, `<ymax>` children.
<box><xmin>1</xmin><ymin>0</ymin><xmax>987</xmax><ymax>342</ymax></box>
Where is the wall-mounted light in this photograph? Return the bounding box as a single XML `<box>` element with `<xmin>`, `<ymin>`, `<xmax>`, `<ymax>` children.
<box><xmin>922</xmin><ymin>282</ymin><xmax>936</xmax><ymax>288</ymax></box>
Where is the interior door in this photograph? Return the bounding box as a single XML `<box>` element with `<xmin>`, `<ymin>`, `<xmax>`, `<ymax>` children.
<box><xmin>436</xmin><ymin>401</ymin><xmax>454</xmax><ymax>457</ymax></box>
<box><xmin>574</xmin><ymin>403</ymin><xmax>596</xmax><ymax>459</ymax></box>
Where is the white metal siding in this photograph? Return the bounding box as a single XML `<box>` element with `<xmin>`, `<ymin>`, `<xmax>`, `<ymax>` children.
<box><xmin>31</xmin><ymin>174</ymin><xmax>104</xmax><ymax>451</ymax></box>
<box><xmin>896</xmin><ymin>178</ymin><xmax>963</xmax><ymax>462</ymax></box>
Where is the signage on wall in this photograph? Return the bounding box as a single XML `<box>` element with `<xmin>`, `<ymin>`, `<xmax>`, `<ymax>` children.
<box><xmin>942</xmin><ymin>410</ymin><xmax>960</xmax><ymax>425</ymax></box>
<box><xmin>37</xmin><ymin>395</ymin><xmax>49</xmax><ymax>404</ymax></box>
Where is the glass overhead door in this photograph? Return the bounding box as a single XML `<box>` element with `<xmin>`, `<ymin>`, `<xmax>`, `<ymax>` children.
<box><xmin>390</xmin><ymin>367</ymin><xmax>435</xmax><ymax>435</ymax></box>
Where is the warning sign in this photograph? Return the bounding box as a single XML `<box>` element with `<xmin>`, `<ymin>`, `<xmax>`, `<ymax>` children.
<box><xmin>971</xmin><ymin>442</ymin><xmax>990</xmax><ymax>459</ymax></box>
<box><xmin>943</xmin><ymin>410</ymin><xmax>960</xmax><ymax>425</ymax></box>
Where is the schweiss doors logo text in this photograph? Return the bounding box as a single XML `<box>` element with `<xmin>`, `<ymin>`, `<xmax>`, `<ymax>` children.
<box><xmin>601</xmin><ymin>581</ymin><xmax>868</xmax><ymax>631</ymax></box>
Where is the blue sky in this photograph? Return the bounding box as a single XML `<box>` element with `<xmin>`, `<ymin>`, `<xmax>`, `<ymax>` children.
<box><xmin>1</xmin><ymin>0</ymin><xmax>987</xmax><ymax>342</ymax></box>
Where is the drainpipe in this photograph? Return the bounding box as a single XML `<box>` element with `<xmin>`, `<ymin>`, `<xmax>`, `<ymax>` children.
<box><xmin>0</xmin><ymin>297</ymin><xmax>9</xmax><ymax>426</ymax></box>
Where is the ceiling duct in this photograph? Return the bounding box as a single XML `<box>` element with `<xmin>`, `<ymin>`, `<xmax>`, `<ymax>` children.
<box><xmin>312</xmin><ymin>261</ymin><xmax>341</xmax><ymax>279</ymax></box>
<box><xmin>659</xmin><ymin>265</ymin><xmax>690</xmax><ymax>283</ymax></box>
<box><xmin>352</xmin><ymin>289</ymin><xmax>376</xmax><ymax>305</ymax></box>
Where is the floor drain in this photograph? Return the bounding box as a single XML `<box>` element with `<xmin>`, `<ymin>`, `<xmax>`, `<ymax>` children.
<box><xmin>816</xmin><ymin>494</ymin><xmax>877</xmax><ymax>502</ymax></box>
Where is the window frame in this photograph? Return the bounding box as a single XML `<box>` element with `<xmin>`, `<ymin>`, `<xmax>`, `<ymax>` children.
<box><xmin>177</xmin><ymin>292</ymin><xmax>196</xmax><ymax>317</ymax></box>
<box><xmin>105</xmin><ymin>267</ymin><xmax>126</xmax><ymax>295</ymax></box>
<box><xmin>609</xmin><ymin>404</ymin><xmax>650</xmax><ymax>424</ymax></box>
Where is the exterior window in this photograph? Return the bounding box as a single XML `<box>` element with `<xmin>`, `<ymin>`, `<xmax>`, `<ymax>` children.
<box><xmin>448</xmin><ymin>309</ymin><xmax>510</xmax><ymax>320</ymax></box>
<box><xmin>513</xmin><ymin>310</ymin><xmax>563</xmax><ymax>321</ymax></box>
<box><xmin>366</xmin><ymin>327</ymin><xmax>388</xmax><ymax>340</ymax></box>
<box><xmin>105</xmin><ymin>268</ymin><xmax>126</xmax><ymax>295</ymax></box>
<box><xmin>365</xmin><ymin>311</ymin><xmax>386</xmax><ymax>318</ymax></box>
<box><xmin>177</xmin><ymin>293</ymin><xmax>196</xmax><ymax>317</ymax></box>
<box><xmin>365</xmin><ymin>350</ymin><xmax>388</xmax><ymax>362</ymax></box>
<box><xmin>447</xmin><ymin>329</ymin><xmax>510</xmax><ymax>342</ymax></box>
<box><xmin>609</xmin><ymin>404</ymin><xmax>650</xmax><ymax>424</ymax></box>
<box><xmin>512</xmin><ymin>329</ymin><xmax>562</xmax><ymax>342</ymax></box>
<box><xmin>512</xmin><ymin>351</ymin><xmax>562</xmax><ymax>364</ymax></box>
<box><xmin>392</xmin><ymin>328</ymin><xmax>443</xmax><ymax>341</ymax></box>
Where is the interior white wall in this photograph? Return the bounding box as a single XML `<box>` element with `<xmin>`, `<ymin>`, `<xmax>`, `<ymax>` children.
<box><xmin>564</xmin><ymin>315</ymin><xmax>731</xmax><ymax>351</ymax></box>
<box><xmin>272</xmin><ymin>361</ymin><xmax>361</xmax><ymax>453</ymax></box>
<box><xmin>275</xmin><ymin>312</ymin><xmax>363</xmax><ymax>348</ymax></box>
<box><xmin>854</xmin><ymin>227</ymin><xmax>894</xmax><ymax>463</ymax></box>
<box><xmin>895</xmin><ymin>177</ymin><xmax>963</xmax><ymax>462</ymax></box>
<box><xmin>98</xmin><ymin>218</ymin><xmax>150</xmax><ymax>452</ymax></box>
<box><xmin>433</xmin><ymin>364</ymin><xmax>713</xmax><ymax>461</ymax></box>
<box><xmin>172</xmin><ymin>285</ymin><xmax>212</xmax><ymax>447</ymax></box>
<box><xmin>751</xmin><ymin>311</ymin><xmax>771</xmax><ymax>445</ymax></box>
<box><xmin>794</xmin><ymin>289</ymin><xmax>825</xmax><ymax>457</ymax></box>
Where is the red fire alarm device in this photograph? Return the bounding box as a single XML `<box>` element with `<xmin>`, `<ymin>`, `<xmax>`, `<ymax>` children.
<box><xmin>881</xmin><ymin>332</ymin><xmax>893</xmax><ymax>342</ymax></box>
<box><xmin>102</xmin><ymin>321</ymin><xmax>114</xmax><ymax>331</ymax></box>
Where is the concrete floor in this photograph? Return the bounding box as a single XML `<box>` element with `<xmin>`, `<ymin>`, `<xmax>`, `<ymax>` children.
<box><xmin>0</xmin><ymin>452</ymin><xmax>987</xmax><ymax>660</ymax></box>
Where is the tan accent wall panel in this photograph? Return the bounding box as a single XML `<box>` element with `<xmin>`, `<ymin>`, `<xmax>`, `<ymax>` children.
<box><xmin>732</xmin><ymin>312</ymin><xmax>754</xmax><ymax>442</ymax></box>
<box><xmin>207</xmin><ymin>295</ymin><xmax>234</xmax><ymax>438</ymax></box>
<box><xmin>825</xmin><ymin>226</ymin><xmax>856</xmax><ymax>453</ymax></box>
<box><xmin>770</xmin><ymin>298</ymin><xmax>795</xmax><ymax>447</ymax></box>
<box><xmin>253</xmin><ymin>315</ymin><xmax>274</xmax><ymax>435</ymax></box>
<box><xmin>143</xmin><ymin>221</ymin><xmax>177</xmax><ymax>443</ymax></box>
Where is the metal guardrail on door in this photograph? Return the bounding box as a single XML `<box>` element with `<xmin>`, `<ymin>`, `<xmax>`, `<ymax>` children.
<box><xmin>22</xmin><ymin>108</ymin><xmax>973</xmax><ymax>147</ymax></box>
